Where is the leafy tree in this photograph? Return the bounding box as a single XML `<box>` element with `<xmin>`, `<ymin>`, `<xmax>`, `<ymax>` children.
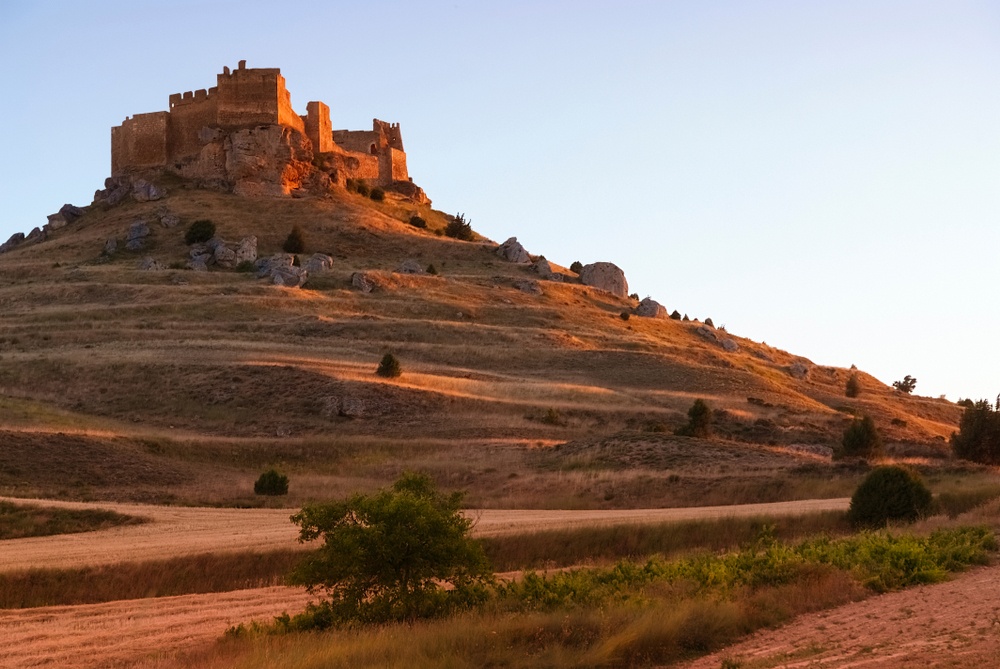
<box><xmin>288</xmin><ymin>473</ymin><xmax>493</xmax><ymax>626</ymax></box>
<box><xmin>951</xmin><ymin>399</ymin><xmax>1000</xmax><ymax>464</ymax></box>
<box><xmin>848</xmin><ymin>465</ymin><xmax>932</xmax><ymax>528</ymax></box>
<box><xmin>845</xmin><ymin>373</ymin><xmax>861</xmax><ymax>398</ymax></box>
<box><xmin>676</xmin><ymin>399</ymin><xmax>712</xmax><ymax>438</ymax></box>
<box><xmin>838</xmin><ymin>415</ymin><xmax>882</xmax><ymax>459</ymax></box>
<box><xmin>444</xmin><ymin>213</ymin><xmax>474</xmax><ymax>241</ymax></box>
<box><xmin>254</xmin><ymin>469</ymin><xmax>289</xmax><ymax>496</ymax></box>
<box><xmin>376</xmin><ymin>352</ymin><xmax>402</xmax><ymax>378</ymax></box>
<box><xmin>283</xmin><ymin>225</ymin><xmax>306</xmax><ymax>254</ymax></box>
<box><xmin>893</xmin><ymin>375</ymin><xmax>917</xmax><ymax>394</ymax></box>
<box><xmin>184</xmin><ymin>219</ymin><xmax>216</xmax><ymax>245</ymax></box>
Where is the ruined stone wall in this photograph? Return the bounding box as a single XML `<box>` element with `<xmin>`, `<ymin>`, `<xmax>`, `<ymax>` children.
<box><xmin>304</xmin><ymin>101</ymin><xmax>333</xmax><ymax>153</ymax></box>
<box><xmin>374</xmin><ymin>119</ymin><xmax>404</xmax><ymax>151</ymax></box>
<box><xmin>167</xmin><ymin>88</ymin><xmax>219</xmax><ymax>163</ymax></box>
<box><xmin>111</xmin><ymin>112</ymin><xmax>169</xmax><ymax>176</ymax></box>
<box><xmin>333</xmin><ymin>129</ymin><xmax>380</xmax><ymax>154</ymax></box>
<box><xmin>379</xmin><ymin>148</ymin><xmax>408</xmax><ymax>183</ymax></box>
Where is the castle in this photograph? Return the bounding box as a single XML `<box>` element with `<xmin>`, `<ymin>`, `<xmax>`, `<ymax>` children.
<box><xmin>111</xmin><ymin>61</ymin><xmax>420</xmax><ymax>198</ymax></box>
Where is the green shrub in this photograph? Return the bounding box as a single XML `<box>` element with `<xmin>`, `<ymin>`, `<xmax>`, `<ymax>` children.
<box><xmin>408</xmin><ymin>214</ymin><xmax>427</xmax><ymax>229</ymax></box>
<box><xmin>235</xmin><ymin>260</ymin><xmax>255</xmax><ymax>273</ymax></box>
<box><xmin>445</xmin><ymin>213</ymin><xmax>474</xmax><ymax>241</ymax></box>
<box><xmin>254</xmin><ymin>469</ymin><xmax>289</xmax><ymax>496</ymax></box>
<box><xmin>847</xmin><ymin>466</ymin><xmax>932</xmax><ymax>528</ymax></box>
<box><xmin>676</xmin><ymin>399</ymin><xmax>712</xmax><ymax>438</ymax></box>
<box><xmin>376</xmin><ymin>352</ymin><xmax>402</xmax><ymax>378</ymax></box>
<box><xmin>952</xmin><ymin>399</ymin><xmax>1000</xmax><ymax>464</ymax></box>
<box><xmin>569</xmin><ymin>261</ymin><xmax>583</xmax><ymax>274</ymax></box>
<box><xmin>845</xmin><ymin>374</ymin><xmax>861</xmax><ymax>398</ymax></box>
<box><xmin>838</xmin><ymin>415</ymin><xmax>882</xmax><ymax>459</ymax></box>
<box><xmin>893</xmin><ymin>375</ymin><xmax>917</xmax><ymax>394</ymax></box>
<box><xmin>283</xmin><ymin>226</ymin><xmax>306</xmax><ymax>254</ymax></box>
<box><xmin>356</xmin><ymin>181</ymin><xmax>370</xmax><ymax>197</ymax></box>
<box><xmin>426</xmin><ymin>264</ymin><xmax>438</xmax><ymax>275</ymax></box>
<box><xmin>369</xmin><ymin>187</ymin><xmax>385</xmax><ymax>202</ymax></box>
<box><xmin>184</xmin><ymin>220</ymin><xmax>215</xmax><ymax>245</ymax></box>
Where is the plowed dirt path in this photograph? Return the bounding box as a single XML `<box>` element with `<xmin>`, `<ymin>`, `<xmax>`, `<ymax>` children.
<box><xmin>0</xmin><ymin>496</ymin><xmax>850</xmax><ymax>573</ymax></box>
<box><xmin>682</xmin><ymin>566</ymin><xmax>1000</xmax><ymax>669</ymax></box>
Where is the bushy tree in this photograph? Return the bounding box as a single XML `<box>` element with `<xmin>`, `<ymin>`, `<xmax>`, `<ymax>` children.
<box><xmin>184</xmin><ymin>219</ymin><xmax>216</xmax><ymax>245</ymax></box>
<box><xmin>254</xmin><ymin>469</ymin><xmax>289</xmax><ymax>496</ymax></box>
<box><xmin>408</xmin><ymin>214</ymin><xmax>427</xmax><ymax>229</ymax></box>
<box><xmin>676</xmin><ymin>399</ymin><xmax>712</xmax><ymax>438</ymax></box>
<box><xmin>569</xmin><ymin>261</ymin><xmax>583</xmax><ymax>274</ymax></box>
<box><xmin>370</xmin><ymin>187</ymin><xmax>385</xmax><ymax>202</ymax></box>
<box><xmin>845</xmin><ymin>374</ymin><xmax>861</xmax><ymax>398</ymax></box>
<box><xmin>951</xmin><ymin>399</ymin><xmax>1000</xmax><ymax>464</ymax></box>
<box><xmin>848</xmin><ymin>465</ymin><xmax>932</xmax><ymax>528</ymax></box>
<box><xmin>376</xmin><ymin>352</ymin><xmax>402</xmax><ymax>378</ymax></box>
<box><xmin>838</xmin><ymin>415</ymin><xmax>882</xmax><ymax>459</ymax></box>
<box><xmin>444</xmin><ymin>213</ymin><xmax>474</xmax><ymax>241</ymax></box>
<box><xmin>288</xmin><ymin>473</ymin><xmax>493</xmax><ymax>626</ymax></box>
<box><xmin>283</xmin><ymin>225</ymin><xmax>306</xmax><ymax>254</ymax></box>
<box><xmin>893</xmin><ymin>375</ymin><xmax>917</xmax><ymax>394</ymax></box>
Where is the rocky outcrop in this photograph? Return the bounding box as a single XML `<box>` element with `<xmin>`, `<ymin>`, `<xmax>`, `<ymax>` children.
<box><xmin>497</xmin><ymin>237</ymin><xmax>530</xmax><ymax>263</ymax></box>
<box><xmin>302</xmin><ymin>253</ymin><xmax>333</xmax><ymax>274</ymax></box>
<box><xmin>132</xmin><ymin>180</ymin><xmax>166</xmax><ymax>202</ymax></box>
<box><xmin>351</xmin><ymin>271</ymin><xmax>380</xmax><ymax>293</ymax></box>
<box><xmin>138</xmin><ymin>257</ymin><xmax>165</xmax><ymax>271</ymax></box>
<box><xmin>235</xmin><ymin>236</ymin><xmax>258</xmax><ymax>265</ymax></box>
<box><xmin>103</xmin><ymin>238</ymin><xmax>118</xmax><ymax>256</ymax></box>
<box><xmin>93</xmin><ymin>177</ymin><xmax>132</xmax><ymax>207</ymax></box>
<box><xmin>635</xmin><ymin>297</ymin><xmax>667</xmax><ymax>318</ymax></box>
<box><xmin>159</xmin><ymin>212</ymin><xmax>180</xmax><ymax>228</ymax></box>
<box><xmin>514</xmin><ymin>279</ymin><xmax>543</xmax><ymax>295</ymax></box>
<box><xmin>253</xmin><ymin>253</ymin><xmax>308</xmax><ymax>287</ymax></box>
<box><xmin>579</xmin><ymin>262</ymin><xmax>628</xmax><ymax>298</ymax></box>
<box><xmin>532</xmin><ymin>258</ymin><xmax>564</xmax><ymax>282</ymax></box>
<box><xmin>0</xmin><ymin>232</ymin><xmax>26</xmax><ymax>254</ymax></box>
<box><xmin>788</xmin><ymin>362</ymin><xmax>810</xmax><ymax>379</ymax></box>
<box><xmin>395</xmin><ymin>259</ymin><xmax>425</xmax><ymax>275</ymax></box>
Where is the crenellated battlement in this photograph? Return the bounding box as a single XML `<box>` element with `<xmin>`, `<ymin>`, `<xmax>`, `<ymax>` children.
<box><xmin>110</xmin><ymin>61</ymin><xmax>411</xmax><ymax>191</ymax></box>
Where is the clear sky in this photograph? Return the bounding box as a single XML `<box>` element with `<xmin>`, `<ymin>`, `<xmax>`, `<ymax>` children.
<box><xmin>1</xmin><ymin>1</ymin><xmax>998</xmax><ymax>401</ymax></box>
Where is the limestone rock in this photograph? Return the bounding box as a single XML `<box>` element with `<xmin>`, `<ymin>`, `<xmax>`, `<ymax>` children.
<box><xmin>579</xmin><ymin>262</ymin><xmax>628</xmax><ymax>298</ymax></box>
<box><xmin>225</xmin><ymin>126</ymin><xmax>313</xmax><ymax>196</ymax></box>
<box><xmin>188</xmin><ymin>254</ymin><xmax>211</xmax><ymax>271</ymax></box>
<box><xmin>636</xmin><ymin>297</ymin><xmax>667</xmax><ymax>318</ymax></box>
<box><xmin>213</xmin><ymin>242</ymin><xmax>236</xmax><ymax>268</ymax></box>
<box><xmin>132</xmin><ymin>179</ymin><xmax>166</xmax><ymax>202</ymax></box>
<box><xmin>497</xmin><ymin>237</ymin><xmax>531</xmax><ymax>263</ymax></box>
<box><xmin>159</xmin><ymin>213</ymin><xmax>180</xmax><ymax>228</ymax></box>
<box><xmin>59</xmin><ymin>204</ymin><xmax>86</xmax><ymax>223</ymax></box>
<box><xmin>254</xmin><ymin>254</ymin><xmax>294</xmax><ymax>278</ymax></box>
<box><xmin>26</xmin><ymin>227</ymin><xmax>43</xmax><ymax>242</ymax></box>
<box><xmin>271</xmin><ymin>265</ymin><xmax>308</xmax><ymax>288</ymax></box>
<box><xmin>514</xmin><ymin>279</ymin><xmax>543</xmax><ymax>295</ymax></box>
<box><xmin>125</xmin><ymin>220</ymin><xmax>150</xmax><ymax>251</ymax></box>
<box><xmin>303</xmin><ymin>253</ymin><xmax>333</xmax><ymax>274</ymax></box>
<box><xmin>351</xmin><ymin>271</ymin><xmax>379</xmax><ymax>293</ymax></box>
<box><xmin>721</xmin><ymin>339</ymin><xmax>740</xmax><ymax>353</ymax></box>
<box><xmin>235</xmin><ymin>236</ymin><xmax>258</xmax><ymax>265</ymax></box>
<box><xmin>695</xmin><ymin>326</ymin><xmax>718</xmax><ymax>342</ymax></box>
<box><xmin>93</xmin><ymin>177</ymin><xmax>131</xmax><ymax>207</ymax></box>
<box><xmin>395</xmin><ymin>259</ymin><xmax>425</xmax><ymax>274</ymax></box>
<box><xmin>45</xmin><ymin>214</ymin><xmax>68</xmax><ymax>232</ymax></box>
<box><xmin>138</xmin><ymin>257</ymin><xmax>164</xmax><ymax>271</ymax></box>
<box><xmin>339</xmin><ymin>396</ymin><xmax>366</xmax><ymax>418</ymax></box>
<box><xmin>0</xmin><ymin>232</ymin><xmax>25</xmax><ymax>254</ymax></box>
<box><xmin>532</xmin><ymin>258</ymin><xmax>563</xmax><ymax>281</ymax></box>
<box><xmin>103</xmin><ymin>238</ymin><xmax>118</xmax><ymax>256</ymax></box>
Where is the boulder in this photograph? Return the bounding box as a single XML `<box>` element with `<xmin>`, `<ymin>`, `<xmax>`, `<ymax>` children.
<box><xmin>125</xmin><ymin>220</ymin><xmax>150</xmax><ymax>251</ymax></box>
<box><xmin>188</xmin><ymin>254</ymin><xmax>211</xmax><ymax>271</ymax></box>
<box><xmin>532</xmin><ymin>258</ymin><xmax>563</xmax><ymax>281</ymax></box>
<box><xmin>0</xmin><ymin>232</ymin><xmax>25</xmax><ymax>254</ymax></box>
<box><xmin>138</xmin><ymin>257</ymin><xmax>164</xmax><ymax>271</ymax></box>
<box><xmin>59</xmin><ymin>204</ymin><xmax>86</xmax><ymax>223</ymax></box>
<box><xmin>213</xmin><ymin>242</ymin><xmax>236</xmax><ymax>268</ymax></box>
<box><xmin>351</xmin><ymin>271</ymin><xmax>379</xmax><ymax>293</ymax></box>
<box><xmin>103</xmin><ymin>238</ymin><xmax>118</xmax><ymax>256</ymax></box>
<box><xmin>395</xmin><ymin>259</ymin><xmax>425</xmax><ymax>274</ymax></box>
<box><xmin>303</xmin><ymin>253</ymin><xmax>333</xmax><ymax>274</ymax></box>
<box><xmin>514</xmin><ymin>279</ymin><xmax>543</xmax><ymax>296</ymax></box>
<box><xmin>497</xmin><ymin>237</ymin><xmax>531</xmax><ymax>263</ymax></box>
<box><xmin>159</xmin><ymin>213</ymin><xmax>180</xmax><ymax>228</ymax></box>
<box><xmin>132</xmin><ymin>179</ymin><xmax>166</xmax><ymax>202</ymax></box>
<box><xmin>721</xmin><ymin>339</ymin><xmax>740</xmax><ymax>353</ymax></box>
<box><xmin>254</xmin><ymin>253</ymin><xmax>294</xmax><ymax>278</ymax></box>
<box><xmin>635</xmin><ymin>297</ymin><xmax>667</xmax><ymax>318</ymax></box>
<box><xmin>234</xmin><ymin>236</ymin><xmax>258</xmax><ymax>265</ymax></box>
<box><xmin>26</xmin><ymin>227</ymin><xmax>43</xmax><ymax>242</ymax></box>
<box><xmin>579</xmin><ymin>262</ymin><xmax>628</xmax><ymax>298</ymax></box>
<box><xmin>271</xmin><ymin>265</ymin><xmax>308</xmax><ymax>288</ymax></box>
<box><xmin>695</xmin><ymin>326</ymin><xmax>718</xmax><ymax>342</ymax></box>
<box><xmin>93</xmin><ymin>177</ymin><xmax>131</xmax><ymax>207</ymax></box>
<box><xmin>788</xmin><ymin>362</ymin><xmax>810</xmax><ymax>380</ymax></box>
<box><xmin>45</xmin><ymin>213</ymin><xmax>68</xmax><ymax>232</ymax></box>
<box><xmin>339</xmin><ymin>396</ymin><xmax>366</xmax><ymax>418</ymax></box>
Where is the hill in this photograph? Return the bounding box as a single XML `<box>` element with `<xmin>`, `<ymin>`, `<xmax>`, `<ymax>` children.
<box><xmin>0</xmin><ymin>182</ymin><xmax>968</xmax><ymax>508</ymax></box>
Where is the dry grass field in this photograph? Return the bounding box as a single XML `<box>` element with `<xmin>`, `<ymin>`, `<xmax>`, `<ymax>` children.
<box><xmin>1</xmin><ymin>182</ymin><xmax>997</xmax><ymax>667</ymax></box>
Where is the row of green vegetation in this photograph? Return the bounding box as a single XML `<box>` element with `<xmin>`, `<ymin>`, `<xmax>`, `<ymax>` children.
<box><xmin>0</xmin><ymin>501</ymin><xmax>142</xmax><ymax>540</ymax></box>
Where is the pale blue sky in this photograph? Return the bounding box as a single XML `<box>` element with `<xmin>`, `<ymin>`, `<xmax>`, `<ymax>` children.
<box><xmin>1</xmin><ymin>1</ymin><xmax>998</xmax><ymax>401</ymax></box>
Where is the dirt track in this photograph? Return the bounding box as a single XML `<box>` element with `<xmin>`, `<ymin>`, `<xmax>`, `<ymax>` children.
<box><xmin>682</xmin><ymin>565</ymin><xmax>1000</xmax><ymax>669</ymax></box>
<box><xmin>0</xmin><ymin>496</ymin><xmax>850</xmax><ymax>573</ymax></box>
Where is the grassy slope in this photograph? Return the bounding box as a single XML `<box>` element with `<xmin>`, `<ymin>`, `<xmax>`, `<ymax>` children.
<box><xmin>0</xmin><ymin>185</ymin><xmax>974</xmax><ymax>507</ymax></box>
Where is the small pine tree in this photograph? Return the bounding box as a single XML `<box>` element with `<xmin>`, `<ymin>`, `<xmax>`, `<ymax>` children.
<box><xmin>184</xmin><ymin>219</ymin><xmax>216</xmax><ymax>245</ymax></box>
<box><xmin>254</xmin><ymin>469</ymin><xmax>289</xmax><ymax>496</ymax></box>
<box><xmin>283</xmin><ymin>226</ymin><xmax>306</xmax><ymax>254</ymax></box>
<box><xmin>569</xmin><ymin>261</ymin><xmax>583</xmax><ymax>274</ymax></box>
<box><xmin>426</xmin><ymin>264</ymin><xmax>438</xmax><ymax>275</ymax></box>
<box><xmin>892</xmin><ymin>375</ymin><xmax>917</xmax><ymax>394</ymax></box>
<box><xmin>444</xmin><ymin>213</ymin><xmax>474</xmax><ymax>241</ymax></box>
<box><xmin>845</xmin><ymin>373</ymin><xmax>861</xmax><ymax>398</ymax></box>
<box><xmin>670</xmin><ymin>310</ymin><xmax>682</xmax><ymax>320</ymax></box>
<box><xmin>838</xmin><ymin>415</ymin><xmax>882</xmax><ymax>459</ymax></box>
<box><xmin>376</xmin><ymin>352</ymin><xmax>402</xmax><ymax>378</ymax></box>
<box><xmin>847</xmin><ymin>466</ymin><xmax>932</xmax><ymax>528</ymax></box>
<box><xmin>676</xmin><ymin>399</ymin><xmax>712</xmax><ymax>438</ymax></box>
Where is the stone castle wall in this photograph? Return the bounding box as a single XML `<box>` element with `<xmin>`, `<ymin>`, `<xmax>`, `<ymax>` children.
<box><xmin>110</xmin><ymin>61</ymin><xmax>410</xmax><ymax>190</ymax></box>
